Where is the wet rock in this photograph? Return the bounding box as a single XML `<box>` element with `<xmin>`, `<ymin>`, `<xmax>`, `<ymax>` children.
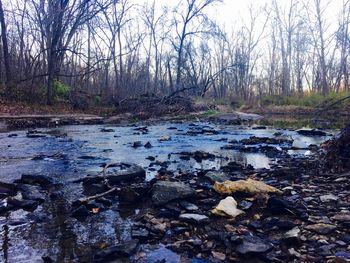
<box><xmin>146</xmin><ymin>156</ymin><xmax>156</xmax><ymax>161</ymax></box>
<box><xmin>106</xmin><ymin>163</ymin><xmax>146</xmax><ymax>184</ymax></box>
<box><xmin>8</xmin><ymin>133</ymin><xmax>18</xmax><ymax>137</ymax></box>
<box><xmin>222</xmin><ymin>161</ymin><xmax>252</xmax><ymax>172</ymax></box>
<box><xmin>18</xmin><ymin>184</ymin><xmax>46</xmax><ymax>202</ymax></box>
<box><xmin>100</xmin><ymin>128</ymin><xmax>115</xmax><ymax>132</ymax></box>
<box><xmin>26</xmin><ymin>133</ymin><xmax>47</xmax><ymax>138</ymax></box>
<box><xmin>132</xmin><ymin>141</ymin><xmax>143</xmax><ymax>148</ymax></box>
<box><xmin>334</xmin><ymin>251</ymin><xmax>350</xmax><ymax>263</ymax></box>
<box><xmin>17</xmin><ymin>174</ymin><xmax>53</xmax><ymax>187</ymax></box>
<box><xmin>0</xmin><ymin>198</ymin><xmax>13</xmax><ymax>213</ymax></box>
<box><xmin>297</xmin><ymin>129</ymin><xmax>329</xmax><ymax>136</ymax></box>
<box><xmin>193</xmin><ymin>151</ymin><xmax>215</xmax><ymax>162</ymax></box>
<box><xmin>305</xmin><ymin>223</ymin><xmax>336</xmax><ymax>234</ymax></box>
<box><xmin>180</xmin><ymin>201</ymin><xmax>198</xmax><ymax>211</ymax></box>
<box><xmin>151</xmin><ymin>181</ymin><xmax>196</xmax><ymax>205</ymax></box>
<box><xmin>94</xmin><ymin>239</ymin><xmax>139</xmax><ymax>261</ymax></box>
<box><xmin>159</xmin><ymin>135</ymin><xmax>171</xmax><ymax>141</ymax></box>
<box><xmin>144</xmin><ymin>141</ymin><xmax>153</xmax><ymax>148</ymax></box>
<box><xmin>71</xmin><ymin>205</ymin><xmax>89</xmax><ymax>219</ymax></box>
<box><xmin>179</xmin><ymin>213</ymin><xmax>209</xmax><ymax>224</ymax></box>
<box><xmin>241</xmin><ymin>136</ymin><xmax>292</xmax><ymax>145</ymax></box>
<box><xmin>236</xmin><ymin>235</ymin><xmax>272</xmax><ymax>254</ymax></box>
<box><xmin>252</xmin><ymin>125</ymin><xmax>267</xmax><ymax>130</ymax></box>
<box><xmin>7</xmin><ymin>198</ymin><xmax>39</xmax><ymax>210</ymax></box>
<box><xmin>0</xmin><ymin>182</ymin><xmax>17</xmax><ymax>197</ymax></box>
<box><xmin>319</xmin><ymin>194</ymin><xmax>338</xmax><ymax>202</ymax></box>
<box><xmin>204</xmin><ymin>171</ymin><xmax>230</xmax><ymax>183</ymax></box>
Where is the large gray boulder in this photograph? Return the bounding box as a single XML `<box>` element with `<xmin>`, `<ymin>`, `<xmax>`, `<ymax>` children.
<box><xmin>152</xmin><ymin>181</ymin><xmax>196</xmax><ymax>205</ymax></box>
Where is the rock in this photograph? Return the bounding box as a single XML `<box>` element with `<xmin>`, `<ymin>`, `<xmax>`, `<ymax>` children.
<box><xmin>151</xmin><ymin>181</ymin><xmax>196</xmax><ymax>205</ymax></box>
<box><xmin>94</xmin><ymin>239</ymin><xmax>139</xmax><ymax>262</ymax></box>
<box><xmin>241</xmin><ymin>136</ymin><xmax>292</xmax><ymax>145</ymax></box>
<box><xmin>159</xmin><ymin>135</ymin><xmax>171</xmax><ymax>141</ymax></box>
<box><xmin>119</xmin><ymin>187</ymin><xmax>140</xmax><ymax>203</ymax></box>
<box><xmin>204</xmin><ymin>171</ymin><xmax>230</xmax><ymax>183</ymax></box>
<box><xmin>83</xmin><ymin>183</ymin><xmax>109</xmax><ymax>196</ymax></box>
<box><xmin>180</xmin><ymin>201</ymin><xmax>199</xmax><ymax>211</ymax></box>
<box><xmin>239</xmin><ymin>200</ymin><xmax>253</xmax><ymax>210</ymax></box>
<box><xmin>252</xmin><ymin>125</ymin><xmax>267</xmax><ymax>130</ymax></box>
<box><xmin>320</xmin><ymin>194</ymin><xmax>338</xmax><ymax>202</ymax></box>
<box><xmin>18</xmin><ymin>184</ymin><xmax>46</xmax><ymax>202</ymax></box>
<box><xmin>305</xmin><ymin>223</ymin><xmax>336</xmax><ymax>234</ymax></box>
<box><xmin>132</xmin><ymin>228</ymin><xmax>149</xmax><ymax>239</ymax></box>
<box><xmin>332</xmin><ymin>213</ymin><xmax>350</xmax><ymax>222</ymax></box>
<box><xmin>7</xmin><ymin>198</ymin><xmax>39</xmax><ymax>210</ymax></box>
<box><xmin>106</xmin><ymin>163</ymin><xmax>146</xmax><ymax>184</ymax></box>
<box><xmin>179</xmin><ymin>213</ymin><xmax>209</xmax><ymax>224</ymax></box>
<box><xmin>283</xmin><ymin>227</ymin><xmax>301</xmax><ymax>244</ymax></box>
<box><xmin>144</xmin><ymin>141</ymin><xmax>153</xmax><ymax>148</ymax></box>
<box><xmin>196</xmin><ymin>151</ymin><xmax>215</xmax><ymax>162</ymax></box>
<box><xmin>212</xmin><ymin>196</ymin><xmax>244</xmax><ymax>218</ymax></box>
<box><xmin>100</xmin><ymin>128</ymin><xmax>115</xmax><ymax>132</ymax></box>
<box><xmin>263</xmin><ymin>218</ymin><xmax>298</xmax><ymax>230</ymax></box>
<box><xmin>132</xmin><ymin>141</ymin><xmax>143</xmax><ymax>148</ymax></box>
<box><xmin>214</xmin><ymin>179</ymin><xmax>282</xmax><ymax>195</ymax></box>
<box><xmin>334</xmin><ymin>252</ymin><xmax>350</xmax><ymax>263</ymax></box>
<box><xmin>0</xmin><ymin>198</ymin><xmax>13</xmax><ymax>213</ymax></box>
<box><xmin>17</xmin><ymin>174</ymin><xmax>53</xmax><ymax>187</ymax></box>
<box><xmin>71</xmin><ymin>205</ymin><xmax>89</xmax><ymax>219</ymax></box>
<box><xmin>0</xmin><ymin>182</ymin><xmax>17</xmax><ymax>197</ymax></box>
<box><xmin>297</xmin><ymin>129</ymin><xmax>329</xmax><ymax>136</ymax></box>
<box><xmin>212</xmin><ymin>251</ymin><xmax>226</xmax><ymax>261</ymax></box>
<box><xmin>288</xmin><ymin>248</ymin><xmax>301</xmax><ymax>258</ymax></box>
<box><xmin>267</xmin><ymin>197</ymin><xmax>298</xmax><ymax>215</ymax></box>
<box><xmin>236</xmin><ymin>235</ymin><xmax>272</xmax><ymax>254</ymax></box>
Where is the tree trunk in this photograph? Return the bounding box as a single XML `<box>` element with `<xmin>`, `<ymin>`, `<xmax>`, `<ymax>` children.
<box><xmin>0</xmin><ymin>0</ymin><xmax>11</xmax><ymax>96</ymax></box>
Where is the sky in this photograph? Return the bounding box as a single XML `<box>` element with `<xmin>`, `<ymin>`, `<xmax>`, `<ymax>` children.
<box><xmin>143</xmin><ymin>0</ymin><xmax>345</xmax><ymax>29</ymax></box>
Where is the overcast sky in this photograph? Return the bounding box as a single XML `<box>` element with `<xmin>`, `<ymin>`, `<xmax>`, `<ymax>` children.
<box><xmin>143</xmin><ymin>0</ymin><xmax>344</xmax><ymax>31</ymax></box>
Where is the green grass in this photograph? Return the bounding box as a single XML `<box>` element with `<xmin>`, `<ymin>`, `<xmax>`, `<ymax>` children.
<box><xmin>261</xmin><ymin>91</ymin><xmax>350</xmax><ymax>108</ymax></box>
<box><xmin>202</xmin><ymin>109</ymin><xmax>219</xmax><ymax>117</ymax></box>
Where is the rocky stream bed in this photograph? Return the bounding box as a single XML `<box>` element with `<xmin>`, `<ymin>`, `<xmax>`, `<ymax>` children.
<box><xmin>0</xmin><ymin>121</ymin><xmax>349</xmax><ymax>263</ymax></box>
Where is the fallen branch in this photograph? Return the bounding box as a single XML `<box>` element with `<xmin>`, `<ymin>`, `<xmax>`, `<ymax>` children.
<box><xmin>78</xmin><ymin>187</ymin><xmax>118</xmax><ymax>203</ymax></box>
<box><xmin>313</xmin><ymin>95</ymin><xmax>350</xmax><ymax>119</ymax></box>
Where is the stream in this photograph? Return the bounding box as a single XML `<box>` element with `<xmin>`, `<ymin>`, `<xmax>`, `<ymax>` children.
<box><xmin>0</xmin><ymin>122</ymin><xmax>333</xmax><ymax>262</ymax></box>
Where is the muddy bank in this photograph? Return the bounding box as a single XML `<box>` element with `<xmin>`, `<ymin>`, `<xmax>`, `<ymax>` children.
<box><xmin>0</xmin><ymin>122</ymin><xmax>348</xmax><ymax>262</ymax></box>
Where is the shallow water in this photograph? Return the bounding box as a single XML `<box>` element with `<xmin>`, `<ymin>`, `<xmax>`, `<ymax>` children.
<box><xmin>0</xmin><ymin>122</ymin><xmax>332</xmax><ymax>262</ymax></box>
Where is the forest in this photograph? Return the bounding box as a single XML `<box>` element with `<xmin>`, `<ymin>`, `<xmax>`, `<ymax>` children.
<box><xmin>0</xmin><ymin>0</ymin><xmax>349</xmax><ymax>108</ymax></box>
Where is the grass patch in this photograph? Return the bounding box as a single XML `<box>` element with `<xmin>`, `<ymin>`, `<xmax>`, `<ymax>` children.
<box><xmin>261</xmin><ymin>91</ymin><xmax>350</xmax><ymax>108</ymax></box>
<box><xmin>202</xmin><ymin>109</ymin><xmax>218</xmax><ymax>117</ymax></box>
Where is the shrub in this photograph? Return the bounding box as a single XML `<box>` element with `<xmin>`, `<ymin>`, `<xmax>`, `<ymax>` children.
<box><xmin>53</xmin><ymin>80</ymin><xmax>71</xmax><ymax>101</ymax></box>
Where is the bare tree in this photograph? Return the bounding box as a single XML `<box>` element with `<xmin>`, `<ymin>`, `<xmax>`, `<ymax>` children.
<box><xmin>0</xmin><ymin>0</ymin><xmax>11</xmax><ymax>95</ymax></box>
